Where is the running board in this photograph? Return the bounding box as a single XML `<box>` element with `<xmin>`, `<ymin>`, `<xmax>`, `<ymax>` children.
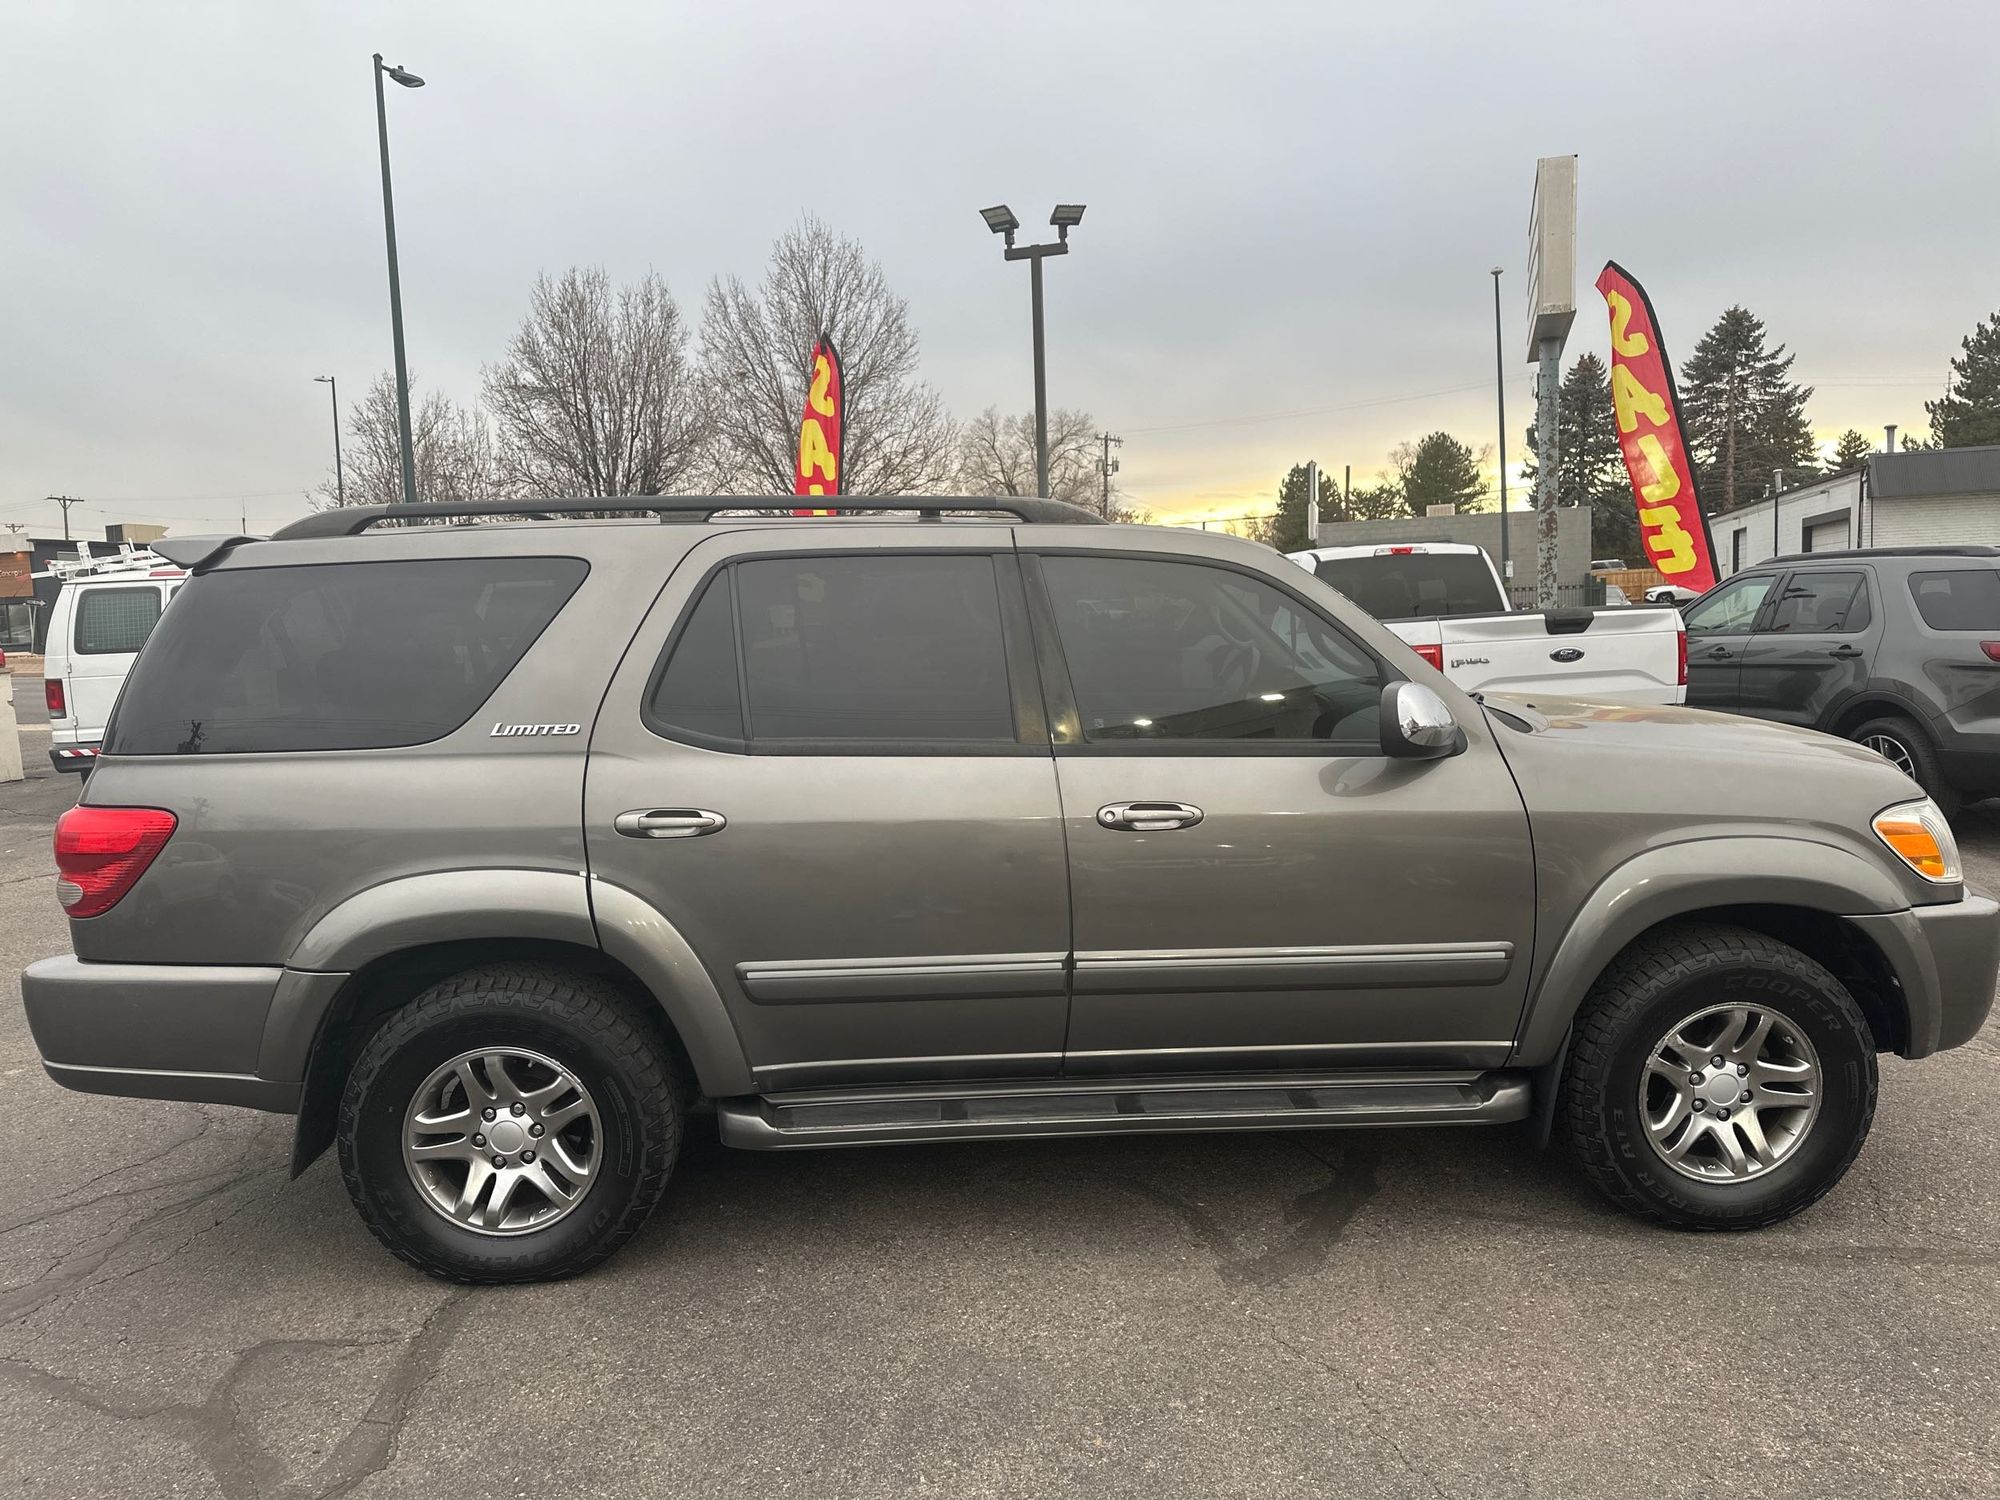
<box><xmin>716</xmin><ymin>1070</ymin><xmax>1530</xmax><ymax>1149</ymax></box>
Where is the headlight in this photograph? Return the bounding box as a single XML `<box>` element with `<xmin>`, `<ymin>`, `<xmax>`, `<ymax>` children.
<box><xmin>1872</xmin><ymin>798</ymin><xmax>1961</xmax><ymax>884</ymax></box>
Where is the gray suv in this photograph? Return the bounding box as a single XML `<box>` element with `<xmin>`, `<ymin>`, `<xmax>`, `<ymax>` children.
<box><xmin>1683</xmin><ymin>546</ymin><xmax>2000</xmax><ymax>812</ymax></box>
<box><xmin>20</xmin><ymin>499</ymin><xmax>2000</xmax><ymax>1283</ymax></box>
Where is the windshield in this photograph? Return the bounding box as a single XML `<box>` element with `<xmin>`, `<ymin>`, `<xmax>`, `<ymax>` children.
<box><xmin>1313</xmin><ymin>553</ymin><xmax>1504</xmax><ymax>620</ymax></box>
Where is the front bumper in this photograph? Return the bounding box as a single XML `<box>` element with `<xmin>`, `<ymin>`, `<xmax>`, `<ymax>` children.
<box><xmin>21</xmin><ymin>956</ymin><xmax>348</xmax><ymax>1112</ymax></box>
<box><xmin>1848</xmin><ymin>894</ymin><xmax>2000</xmax><ymax>1057</ymax></box>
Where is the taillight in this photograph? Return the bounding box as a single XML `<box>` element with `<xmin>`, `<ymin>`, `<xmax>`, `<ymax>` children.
<box><xmin>1413</xmin><ymin>642</ymin><xmax>1444</xmax><ymax>671</ymax></box>
<box><xmin>1980</xmin><ymin>642</ymin><xmax>2000</xmax><ymax>663</ymax></box>
<box><xmin>45</xmin><ymin>678</ymin><xmax>66</xmax><ymax>718</ymax></box>
<box><xmin>1677</xmin><ymin>627</ymin><xmax>1688</xmax><ymax>686</ymax></box>
<box><xmin>53</xmin><ymin>806</ymin><xmax>176</xmax><ymax>918</ymax></box>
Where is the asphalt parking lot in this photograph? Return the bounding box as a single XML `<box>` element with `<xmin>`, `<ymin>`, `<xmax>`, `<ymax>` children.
<box><xmin>1</xmin><ymin>702</ymin><xmax>1996</xmax><ymax>1499</ymax></box>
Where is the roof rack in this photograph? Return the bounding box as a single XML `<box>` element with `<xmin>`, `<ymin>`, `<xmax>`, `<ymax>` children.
<box><xmin>29</xmin><ymin>542</ymin><xmax>183</xmax><ymax>582</ymax></box>
<box><xmin>1764</xmin><ymin>544</ymin><xmax>2000</xmax><ymax>564</ymax></box>
<box><xmin>271</xmin><ymin>495</ymin><xmax>1104</xmax><ymax>542</ymax></box>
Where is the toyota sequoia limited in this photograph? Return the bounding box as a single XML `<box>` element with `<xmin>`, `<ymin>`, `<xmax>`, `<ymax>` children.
<box><xmin>21</xmin><ymin>498</ymin><xmax>1998</xmax><ymax>1282</ymax></box>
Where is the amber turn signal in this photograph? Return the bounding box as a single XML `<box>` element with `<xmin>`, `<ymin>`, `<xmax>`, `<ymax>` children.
<box><xmin>1872</xmin><ymin>800</ymin><xmax>1960</xmax><ymax>884</ymax></box>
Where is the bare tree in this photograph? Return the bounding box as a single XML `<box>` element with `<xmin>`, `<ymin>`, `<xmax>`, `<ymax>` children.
<box><xmin>315</xmin><ymin>373</ymin><xmax>504</xmax><ymax>509</ymax></box>
<box><xmin>699</xmin><ymin>217</ymin><xmax>956</xmax><ymax>496</ymax></box>
<box><xmin>482</xmin><ymin>267</ymin><xmax>705</xmax><ymax>499</ymax></box>
<box><xmin>955</xmin><ymin>407</ymin><xmax>1105</xmax><ymax>506</ymax></box>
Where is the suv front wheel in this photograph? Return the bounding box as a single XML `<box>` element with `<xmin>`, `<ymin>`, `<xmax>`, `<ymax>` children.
<box><xmin>1559</xmin><ymin>923</ymin><xmax>1877</xmax><ymax>1230</ymax></box>
<box><xmin>337</xmin><ymin>962</ymin><xmax>685</xmax><ymax>1283</ymax></box>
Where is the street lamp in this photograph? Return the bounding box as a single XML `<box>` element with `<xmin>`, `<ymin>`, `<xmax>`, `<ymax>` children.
<box><xmin>372</xmin><ymin>53</ymin><xmax>424</xmax><ymax>505</ymax></box>
<box><xmin>981</xmin><ymin>201</ymin><xmax>1085</xmax><ymax>499</ymax></box>
<box><xmin>314</xmin><ymin>375</ymin><xmax>344</xmax><ymax>506</ymax></box>
<box><xmin>1490</xmin><ymin>266</ymin><xmax>1509</xmax><ymax>587</ymax></box>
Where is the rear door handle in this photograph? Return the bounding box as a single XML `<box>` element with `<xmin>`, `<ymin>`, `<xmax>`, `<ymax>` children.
<box><xmin>1705</xmin><ymin>645</ymin><xmax>1734</xmax><ymax>659</ymax></box>
<box><xmin>614</xmin><ymin>808</ymin><xmax>727</xmax><ymax>839</ymax></box>
<box><xmin>1828</xmin><ymin>644</ymin><xmax>1863</xmax><ymax>658</ymax></box>
<box><xmin>1096</xmin><ymin>801</ymin><xmax>1204</xmax><ymax>832</ymax></box>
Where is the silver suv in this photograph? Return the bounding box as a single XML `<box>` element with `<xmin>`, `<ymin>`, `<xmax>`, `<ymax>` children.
<box><xmin>21</xmin><ymin>498</ymin><xmax>1999</xmax><ymax>1283</ymax></box>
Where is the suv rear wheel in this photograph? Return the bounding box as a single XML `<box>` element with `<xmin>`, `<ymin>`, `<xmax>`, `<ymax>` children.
<box><xmin>1849</xmin><ymin>713</ymin><xmax>1956</xmax><ymax>814</ymax></box>
<box><xmin>337</xmin><ymin>962</ymin><xmax>684</xmax><ymax>1283</ymax></box>
<box><xmin>1558</xmin><ymin>923</ymin><xmax>1877</xmax><ymax>1230</ymax></box>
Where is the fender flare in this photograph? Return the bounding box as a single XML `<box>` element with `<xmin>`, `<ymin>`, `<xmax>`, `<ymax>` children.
<box><xmin>276</xmin><ymin>868</ymin><xmax>754</xmax><ymax>1098</ymax></box>
<box><xmin>1511</xmin><ymin>835</ymin><xmax>1913</xmax><ymax>1065</ymax></box>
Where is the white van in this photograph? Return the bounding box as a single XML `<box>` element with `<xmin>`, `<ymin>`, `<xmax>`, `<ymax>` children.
<box><xmin>39</xmin><ymin>548</ymin><xmax>185</xmax><ymax>772</ymax></box>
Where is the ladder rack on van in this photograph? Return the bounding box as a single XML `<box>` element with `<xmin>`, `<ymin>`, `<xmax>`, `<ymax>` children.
<box><xmin>30</xmin><ymin>542</ymin><xmax>185</xmax><ymax>583</ymax></box>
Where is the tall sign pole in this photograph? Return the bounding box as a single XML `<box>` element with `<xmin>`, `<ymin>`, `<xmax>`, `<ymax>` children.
<box><xmin>1525</xmin><ymin>155</ymin><xmax>1577</xmax><ymax>609</ymax></box>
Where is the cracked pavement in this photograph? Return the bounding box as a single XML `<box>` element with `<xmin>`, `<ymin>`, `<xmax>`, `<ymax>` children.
<box><xmin>1</xmin><ymin>746</ymin><xmax>1997</xmax><ymax>1497</ymax></box>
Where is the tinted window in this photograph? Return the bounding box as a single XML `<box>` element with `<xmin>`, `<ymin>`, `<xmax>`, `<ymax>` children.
<box><xmin>106</xmin><ymin>557</ymin><xmax>587</xmax><ymax>755</ymax></box>
<box><xmin>645</xmin><ymin>574</ymin><xmax>743</xmax><ymax>742</ymax></box>
<box><xmin>1763</xmin><ymin>571</ymin><xmax>1870</xmax><ymax>634</ymax></box>
<box><xmin>1909</xmin><ymin>569</ymin><xmax>2000</xmax><ymax>630</ymax></box>
<box><xmin>1682</xmin><ymin>574</ymin><xmax>1775</xmax><ymax>636</ymax></box>
<box><xmin>1043</xmin><ymin>555</ymin><xmax>1383</xmax><ymax>744</ymax></box>
<box><xmin>1313</xmin><ymin>552</ymin><xmax>1504</xmax><ymax>620</ymax></box>
<box><xmin>74</xmin><ymin>586</ymin><xmax>162</xmax><ymax>655</ymax></box>
<box><xmin>735</xmin><ymin>555</ymin><xmax>1015</xmax><ymax>742</ymax></box>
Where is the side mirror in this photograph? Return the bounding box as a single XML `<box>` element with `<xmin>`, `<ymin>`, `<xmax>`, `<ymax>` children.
<box><xmin>1380</xmin><ymin>681</ymin><xmax>1462</xmax><ymax>760</ymax></box>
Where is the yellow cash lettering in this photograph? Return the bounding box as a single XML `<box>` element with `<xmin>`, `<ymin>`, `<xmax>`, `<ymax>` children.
<box><xmin>809</xmin><ymin>353</ymin><xmax>836</xmax><ymax>417</ymax></box>
<box><xmin>1606</xmin><ymin>289</ymin><xmax>1650</xmax><ymax>357</ymax></box>
<box><xmin>798</xmin><ymin>416</ymin><xmax>836</xmax><ymax>482</ymax></box>
<box><xmin>1611</xmin><ymin>364</ymin><xmax>1670</xmax><ymax>435</ymax></box>
<box><xmin>1640</xmin><ymin>504</ymin><xmax>1697</xmax><ymax>575</ymax></box>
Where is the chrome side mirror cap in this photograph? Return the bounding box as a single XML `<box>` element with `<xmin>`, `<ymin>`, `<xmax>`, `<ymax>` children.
<box><xmin>1380</xmin><ymin>681</ymin><xmax>1462</xmax><ymax>760</ymax></box>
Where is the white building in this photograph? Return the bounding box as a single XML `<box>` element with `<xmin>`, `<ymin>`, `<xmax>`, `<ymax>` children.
<box><xmin>1711</xmin><ymin>444</ymin><xmax>2000</xmax><ymax>578</ymax></box>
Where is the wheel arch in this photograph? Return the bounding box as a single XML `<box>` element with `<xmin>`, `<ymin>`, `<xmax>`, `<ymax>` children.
<box><xmin>1514</xmin><ymin>837</ymin><xmax>1915</xmax><ymax>1068</ymax></box>
<box><xmin>1824</xmin><ymin>688</ymin><xmax>1935</xmax><ymax>741</ymax></box>
<box><xmin>280</xmin><ymin>872</ymin><xmax>755</xmax><ymax>1177</ymax></box>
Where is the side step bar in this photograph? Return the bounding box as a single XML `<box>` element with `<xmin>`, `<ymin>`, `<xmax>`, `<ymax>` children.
<box><xmin>717</xmin><ymin>1070</ymin><xmax>1530</xmax><ymax>1149</ymax></box>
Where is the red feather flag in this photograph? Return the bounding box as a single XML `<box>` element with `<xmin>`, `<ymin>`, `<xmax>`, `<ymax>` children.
<box><xmin>1595</xmin><ymin>263</ymin><xmax>1720</xmax><ymax>592</ymax></box>
<box><xmin>791</xmin><ymin>335</ymin><xmax>843</xmax><ymax>515</ymax></box>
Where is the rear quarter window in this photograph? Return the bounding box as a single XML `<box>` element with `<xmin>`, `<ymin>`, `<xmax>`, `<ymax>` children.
<box><xmin>1908</xmin><ymin>569</ymin><xmax>2000</xmax><ymax>631</ymax></box>
<box><xmin>73</xmin><ymin>585</ymin><xmax>163</xmax><ymax>655</ymax></box>
<box><xmin>105</xmin><ymin>556</ymin><xmax>588</xmax><ymax>755</ymax></box>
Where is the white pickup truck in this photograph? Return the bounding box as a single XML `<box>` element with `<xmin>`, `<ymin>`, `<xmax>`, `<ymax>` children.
<box><xmin>1287</xmin><ymin>541</ymin><xmax>1686</xmax><ymax>705</ymax></box>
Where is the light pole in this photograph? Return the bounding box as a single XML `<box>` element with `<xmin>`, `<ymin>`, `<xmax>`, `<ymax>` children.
<box><xmin>1490</xmin><ymin>267</ymin><xmax>1510</xmax><ymax>592</ymax></box>
<box><xmin>372</xmin><ymin>53</ymin><xmax>424</xmax><ymax>505</ymax></box>
<box><xmin>981</xmin><ymin>203</ymin><xmax>1085</xmax><ymax>498</ymax></box>
<box><xmin>314</xmin><ymin>375</ymin><xmax>344</xmax><ymax>506</ymax></box>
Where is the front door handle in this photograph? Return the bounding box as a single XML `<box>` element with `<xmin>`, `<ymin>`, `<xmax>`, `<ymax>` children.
<box><xmin>614</xmin><ymin>808</ymin><xmax>727</xmax><ymax>839</ymax></box>
<box><xmin>1828</xmin><ymin>644</ymin><xmax>1863</xmax><ymax>659</ymax></box>
<box><xmin>1097</xmin><ymin>800</ymin><xmax>1205</xmax><ymax>833</ymax></box>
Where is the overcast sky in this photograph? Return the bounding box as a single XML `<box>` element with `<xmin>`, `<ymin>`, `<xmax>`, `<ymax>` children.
<box><xmin>3</xmin><ymin>1</ymin><xmax>1994</xmax><ymax>540</ymax></box>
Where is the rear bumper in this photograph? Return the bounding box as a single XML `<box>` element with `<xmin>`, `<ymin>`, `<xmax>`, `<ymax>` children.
<box><xmin>1848</xmin><ymin>894</ymin><xmax>2000</xmax><ymax>1057</ymax></box>
<box><xmin>48</xmin><ymin>742</ymin><xmax>98</xmax><ymax>772</ymax></box>
<box><xmin>21</xmin><ymin>956</ymin><xmax>348</xmax><ymax>1112</ymax></box>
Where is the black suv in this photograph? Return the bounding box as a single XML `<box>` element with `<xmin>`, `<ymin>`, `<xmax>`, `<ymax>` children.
<box><xmin>1684</xmin><ymin>546</ymin><xmax>2000</xmax><ymax>810</ymax></box>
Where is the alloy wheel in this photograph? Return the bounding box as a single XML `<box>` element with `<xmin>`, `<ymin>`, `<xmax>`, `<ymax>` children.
<box><xmin>1640</xmin><ymin>1003</ymin><xmax>1821</xmax><ymax>1181</ymax></box>
<box><xmin>401</xmin><ymin>1047</ymin><xmax>602</xmax><ymax>1234</ymax></box>
<box><xmin>1862</xmin><ymin>732</ymin><xmax>1917</xmax><ymax>778</ymax></box>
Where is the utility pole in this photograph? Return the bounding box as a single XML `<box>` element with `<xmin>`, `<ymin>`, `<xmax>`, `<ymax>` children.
<box><xmin>1534</xmin><ymin>337</ymin><xmax>1561</xmax><ymax>608</ymax></box>
<box><xmin>1343</xmin><ymin>464</ymin><xmax>1351</xmax><ymax>521</ymax></box>
<box><xmin>1722</xmin><ymin>363</ymin><xmax>1738</xmax><ymax>513</ymax></box>
<box><xmin>1097</xmin><ymin>432</ymin><xmax>1122</xmax><ymax>517</ymax></box>
<box><xmin>46</xmin><ymin>495</ymin><xmax>82</xmax><ymax>543</ymax></box>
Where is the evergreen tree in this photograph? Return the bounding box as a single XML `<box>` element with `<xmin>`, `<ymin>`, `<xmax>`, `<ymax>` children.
<box><xmin>1344</xmin><ymin>478</ymin><xmax>1406</xmax><ymax>521</ymax></box>
<box><xmin>1677</xmin><ymin>306</ymin><xmax>1818</xmax><ymax>510</ymax></box>
<box><xmin>1926</xmin><ymin>310</ymin><xmax>2000</xmax><ymax>448</ymax></box>
<box><xmin>1392</xmin><ymin>432</ymin><xmax>1488</xmax><ymax>513</ymax></box>
<box><xmin>1826</xmin><ymin>428</ymin><xmax>1875</xmax><ymax>474</ymax></box>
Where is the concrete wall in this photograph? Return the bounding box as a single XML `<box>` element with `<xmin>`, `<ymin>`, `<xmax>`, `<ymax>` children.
<box><xmin>1313</xmin><ymin>506</ymin><xmax>1593</xmax><ymax>588</ymax></box>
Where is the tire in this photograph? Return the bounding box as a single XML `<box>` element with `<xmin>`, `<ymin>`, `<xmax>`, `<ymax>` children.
<box><xmin>1558</xmin><ymin>922</ymin><xmax>1877</xmax><ymax>1230</ymax></box>
<box><xmin>1849</xmin><ymin>713</ymin><xmax>1957</xmax><ymax>814</ymax></box>
<box><xmin>337</xmin><ymin>962</ymin><xmax>685</xmax><ymax>1283</ymax></box>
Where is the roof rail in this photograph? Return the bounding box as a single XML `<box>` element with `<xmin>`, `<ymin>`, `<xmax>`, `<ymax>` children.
<box><xmin>271</xmin><ymin>495</ymin><xmax>1105</xmax><ymax>541</ymax></box>
<box><xmin>1765</xmin><ymin>544</ymin><xmax>2000</xmax><ymax>564</ymax></box>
